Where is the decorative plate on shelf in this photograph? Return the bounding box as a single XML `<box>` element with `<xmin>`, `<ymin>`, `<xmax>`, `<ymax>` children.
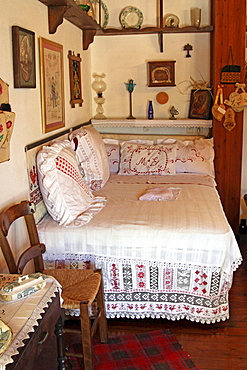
<box><xmin>164</xmin><ymin>13</ymin><xmax>180</xmax><ymax>28</ymax></box>
<box><xmin>119</xmin><ymin>6</ymin><xmax>143</xmax><ymax>29</ymax></box>
<box><xmin>92</xmin><ymin>0</ymin><xmax>109</xmax><ymax>28</ymax></box>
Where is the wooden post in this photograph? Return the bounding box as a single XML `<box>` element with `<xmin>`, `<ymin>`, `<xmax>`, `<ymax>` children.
<box><xmin>211</xmin><ymin>0</ymin><xmax>246</xmax><ymax>234</ymax></box>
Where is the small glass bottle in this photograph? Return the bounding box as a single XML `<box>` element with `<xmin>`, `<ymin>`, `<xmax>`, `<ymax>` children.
<box><xmin>148</xmin><ymin>100</ymin><xmax>154</xmax><ymax>119</ymax></box>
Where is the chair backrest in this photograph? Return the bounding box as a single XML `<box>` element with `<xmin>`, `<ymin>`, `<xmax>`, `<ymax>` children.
<box><xmin>0</xmin><ymin>200</ymin><xmax>45</xmax><ymax>274</ymax></box>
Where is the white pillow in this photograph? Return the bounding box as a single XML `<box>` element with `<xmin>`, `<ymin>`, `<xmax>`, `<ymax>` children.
<box><xmin>176</xmin><ymin>138</ymin><xmax>215</xmax><ymax>177</ymax></box>
<box><xmin>37</xmin><ymin>140</ymin><xmax>94</xmax><ymax>226</ymax></box>
<box><xmin>104</xmin><ymin>142</ymin><xmax>120</xmax><ymax>173</ymax></box>
<box><xmin>157</xmin><ymin>138</ymin><xmax>215</xmax><ymax>177</ymax></box>
<box><xmin>103</xmin><ymin>138</ymin><xmax>154</xmax><ymax>174</ymax></box>
<box><xmin>69</xmin><ymin>125</ymin><xmax>109</xmax><ymax>191</ymax></box>
<box><xmin>119</xmin><ymin>142</ymin><xmax>176</xmax><ymax>175</ymax></box>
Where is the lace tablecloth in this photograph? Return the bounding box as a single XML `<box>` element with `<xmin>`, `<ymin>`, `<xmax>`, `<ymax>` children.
<box><xmin>0</xmin><ymin>274</ymin><xmax>61</xmax><ymax>369</ymax></box>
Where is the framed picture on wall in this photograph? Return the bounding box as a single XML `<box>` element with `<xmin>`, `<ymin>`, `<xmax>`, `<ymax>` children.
<box><xmin>12</xmin><ymin>26</ymin><xmax>36</xmax><ymax>88</ymax></box>
<box><xmin>188</xmin><ymin>89</ymin><xmax>213</xmax><ymax>120</ymax></box>
<box><xmin>147</xmin><ymin>61</ymin><xmax>176</xmax><ymax>87</ymax></box>
<box><xmin>39</xmin><ymin>37</ymin><xmax>65</xmax><ymax>133</ymax></box>
<box><xmin>68</xmin><ymin>50</ymin><xmax>83</xmax><ymax>108</ymax></box>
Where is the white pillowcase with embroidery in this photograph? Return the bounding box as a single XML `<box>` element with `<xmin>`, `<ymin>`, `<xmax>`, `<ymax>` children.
<box><xmin>103</xmin><ymin>138</ymin><xmax>154</xmax><ymax>173</ymax></box>
<box><xmin>69</xmin><ymin>125</ymin><xmax>110</xmax><ymax>191</ymax></box>
<box><xmin>118</xmin><ymin>142</ymin><xmax>176</xmax><ymax>175</ymax></box>
<box><xmin>37</xmin><ymin>140</ymin><xmax>106</xmax><ymax>227</ymax></box>
<box><xmin>176</xmin><ymin>138</ymin><xmax>215</xmax><ymax>177</ymax></box>
<box><xmin>157</xmin><ymin>138</ymin><xmax>215</xmax><ymax>177</ymax></box>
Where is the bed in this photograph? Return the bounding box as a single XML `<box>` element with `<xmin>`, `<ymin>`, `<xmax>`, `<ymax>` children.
<box><xmin>25</xmin><ymin>122</ymin><xmax>242</xmax><ymax>324</ymax></box>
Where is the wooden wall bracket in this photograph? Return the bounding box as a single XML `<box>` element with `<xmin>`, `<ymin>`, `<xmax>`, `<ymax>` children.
<box><xmin>48</xmin><ymin>5</ymin><xmax>67</xmax><ymax>34</ymax></box>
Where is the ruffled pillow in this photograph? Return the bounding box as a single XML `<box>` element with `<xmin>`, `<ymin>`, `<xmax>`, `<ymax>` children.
<box><xmin>69</xmin><ymin>125</ymin><xmax>109</xmax><ymax>191</ymax></box>
<box><xmin>37</xmin><ymin>140</ymin><xmax>104</xmax><ymax>227</ymax></box>
<box><xmin>119</xmin><ymin>142</ymin><xmax>176</xmax><ymax>175</ymax></box>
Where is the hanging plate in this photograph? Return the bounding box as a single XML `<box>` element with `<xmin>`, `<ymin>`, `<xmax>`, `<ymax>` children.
<box><xmin>92</xmin><ymin>0</ymin><xmax>109</xmax><ymax>28</ymax></box>
<box><xmin>120</xmin><ymin>6</ymin><xmax>143</xmax><ymax>29</ymax></box>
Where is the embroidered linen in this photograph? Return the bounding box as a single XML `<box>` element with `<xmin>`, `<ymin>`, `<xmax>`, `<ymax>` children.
<box><xmin>139</xmin><ymin>187</ymin><xmax>181</xmax><ymax>201</ymax></box>
<box><xmin>69</xmin><ymin>125</ymin><xmax>109</xmax><ymax>190</ymax></box>
<box><xmin>0</xmin><ymin>111</ymin><xmax>15</xmax><ymax>164</ymax></box>
<box><xmin>0</xmin><ymin>276</ymin><xmax>60</xmax><ymax>369</ymax></box>
<box><xmin>104</xmin><ymin>142</ymin><xmax>119</xmax><ymax>173</ymax></box>
<box><xmin>103</xmin><ymin>138</ymin><xmax>154</xmax><ymax>173</ymax></box>
<box><xmin>37</xmin><ymin>174</ymin><xmax>242</xmax><ymax>323</ymax></box>
<box><xmin>119</xmin><ymin>142</ymin><xmax>176</xmax><ymax>175</ymax></box>
<box><xmin>37</xmin><ymin>140</ymin><xmax>106</xmax><ymax>227</ymax></box>
<box><xmin>157</xmin><ymin>138</ymin><xmax>215</xmax><ymax>177</ymax></box>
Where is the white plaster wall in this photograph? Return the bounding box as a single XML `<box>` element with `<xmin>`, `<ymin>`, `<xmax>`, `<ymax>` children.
<box><xmin>90</xmin><ymin>33</ymin><xmax>210</xmax><ymax>120</ymax></box>
<box><xmin>0</xmin><ymin>0</ymin><xmax>92</xmax><ymax>271</ymax></box>
<box><xmin>90</xmin><ymin>0</ymin><xmax>211</xmax><ymax>120</ymax></box>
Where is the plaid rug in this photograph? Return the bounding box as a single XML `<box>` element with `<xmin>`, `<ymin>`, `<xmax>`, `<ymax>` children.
<box><xmin>67</xmin><ymin>329</ymin><xmax>199</xmax><ymax>369</ymax></box>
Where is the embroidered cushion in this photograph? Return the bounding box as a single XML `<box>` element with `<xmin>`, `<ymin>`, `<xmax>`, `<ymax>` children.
<box><xmin>118</xmin><ymin>142</ymin><xmax>176</xmax><ymax>175</ymax></box>
<box><xmin>103</xmin><ymin>139</ymin><xmax>154</xmax><ymax>173</ymax></box>
<box><xmin>69</xmin><ymin>125</ymin><xmax>110</xmax><ymax>191</ymax></box>
<box><xmin>37</xmin><ymin>140</ymin><xmax>94</xmax><ymax>226</ymax></box>
<box><xmin>104</xmin><ymin>142</ymin><xmax>120</xmax><ymax>173</ymax></box>
<box><xmin>176</xmin><ymin>138</ymin><xmax>215</xmax><ymax>176</ymax></box>
<box><xmin>157</xmin><ymin>138</ymin><xmax>215</xmax><ymax>177</ymax></box>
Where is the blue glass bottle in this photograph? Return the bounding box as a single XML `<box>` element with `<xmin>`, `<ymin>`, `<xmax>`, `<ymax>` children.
<box><xmin>148</xmin><ymin>100</ymin><xmax>154</xmax><ymax>119</ymax></box>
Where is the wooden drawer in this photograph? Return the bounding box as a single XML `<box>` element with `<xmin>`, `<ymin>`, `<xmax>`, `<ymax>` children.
<box><xmin>6</xmin><ymin>293</ymin><xmax>62</xmax><ymax>370</ymax></box>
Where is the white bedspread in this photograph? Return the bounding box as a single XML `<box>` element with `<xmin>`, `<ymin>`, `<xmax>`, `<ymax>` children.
<box><xmin>37</xmin><ymin>174</ymin><xmax>242</xmax><ymax>322</ymax></box>
<box><xmin>38</xmin><ymin>174</ymin><xmax>241</xmax><ymax>280</ymax></box>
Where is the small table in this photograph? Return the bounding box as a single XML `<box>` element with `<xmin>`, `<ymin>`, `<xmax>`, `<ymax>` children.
<box><xmin>0</xmin><ymin>275</ymin><xmax>67</xmax><ymax>370</ymax></box>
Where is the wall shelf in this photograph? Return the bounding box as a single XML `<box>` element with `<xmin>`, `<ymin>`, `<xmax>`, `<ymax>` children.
<box><xmin>97</xmin><ymin>26</ymin><xmax>213</xmax><ymax>36</ymax></box>
<box><xmin>92</xmin><ymin>118</ymin><xmax>212</xmax><ymax>136</ymax></box>
<box><xmin>38</xmin><ymin>0</ymin><xmax>213</xmax><ymax>51</ymax></box>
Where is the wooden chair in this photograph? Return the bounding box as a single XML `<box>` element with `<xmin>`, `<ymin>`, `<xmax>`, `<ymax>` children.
<box><xmin>0</xmin><ymin>200</ymin><xmax>108</xmax><ymax>370</ymax></box>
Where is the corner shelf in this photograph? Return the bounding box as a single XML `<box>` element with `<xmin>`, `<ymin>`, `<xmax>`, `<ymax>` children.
<box><xmin>38</xmin><ymin>0</ymin><xmax>101</xmax><ymax>49</ymax></box>
<box><xmin>38</xmin><ymin>0</ymin><xmax>213</xmax><ymax>51</ymax></box>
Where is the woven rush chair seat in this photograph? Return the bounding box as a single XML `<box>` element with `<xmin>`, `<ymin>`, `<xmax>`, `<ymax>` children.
<box><xmin>0</xmin><ymin>200</ymin><xmax>108</xmax><ymax>370</ymax></box>
<box><xmin>44</xmin><ymin>269</ymin><xmax>101</xmax><ymax>309</ymax></box>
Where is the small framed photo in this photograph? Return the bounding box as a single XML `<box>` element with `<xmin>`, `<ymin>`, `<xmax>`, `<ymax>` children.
<box><xmin>188</xmin><ymin>89</ymin><xmax>213</xmax><ymax>120</ymax></box>
<box><xmin>12</xmin><ymin>26</ymin><xmax>36</xmax><ymax>88</ymax></box>
<box><xmin>39</xmin><ymin>37</ymin><xmax>65</xmax><ymax>133</ymax></box>
<box><xmin>68</xmin><ymin>50</ymin><xmax>83</xmax><ymax>108</ymax></box>
<box><xmin>147</xmin><ymin>61</ymin><xmax>176</xmax><ymax>87</ymax></box>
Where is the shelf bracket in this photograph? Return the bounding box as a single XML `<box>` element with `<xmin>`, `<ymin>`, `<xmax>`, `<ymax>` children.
<box><xmin>83</xmin><ymin>29</ymin><xmax>97</xmax><ymax>50</ymax></box>
<box><xmin>47</xmin><ymin>5</ymin><xmax>67</xmax><ymax>34</ymax></box>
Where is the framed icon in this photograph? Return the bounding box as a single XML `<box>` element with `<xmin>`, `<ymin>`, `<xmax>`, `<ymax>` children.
<box><xmin>188</xmin><ymin>89</ymin><xmax>213</xmax><ymax>120</ymax></box>
<box><xmin>12</xmin><ymin>26</ymin><xmax>36</xmax><ymax>88</ymax></box>
<box><xmin>68</xmin><ymin>50</ymin><xmax>83</xmax><ymax>108</ymax></box>
<box><xmin>147</xmin><ymin>61</ymin><xmax>176</xmax><ymax>87</ymax></box>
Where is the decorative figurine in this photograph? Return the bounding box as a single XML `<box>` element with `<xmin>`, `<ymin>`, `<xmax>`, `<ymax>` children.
<box><xmin>92</xmin><ymin>73</ymin><xmax>107</xmax><ymax>119</ymax></box>
<box><xmin>125</xmin><ymin>79</ymin><xmax>136</xmax><ymax>119</ymax></box>
<box><xmin>169</xmin><ymin>106</ymin><xmax>179</xmax><ymax>120</ymax></box>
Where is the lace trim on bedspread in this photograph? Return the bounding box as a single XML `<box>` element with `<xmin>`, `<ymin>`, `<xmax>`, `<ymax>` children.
<box><xmin>64</xmin><ymin>308</ymin><xmax>229</xmax><ymax>324</ymax></box>
<box><xmin>44</xmin><ymin>254</ymin><xmax>240</xmax><ymax>324</ymax></box>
